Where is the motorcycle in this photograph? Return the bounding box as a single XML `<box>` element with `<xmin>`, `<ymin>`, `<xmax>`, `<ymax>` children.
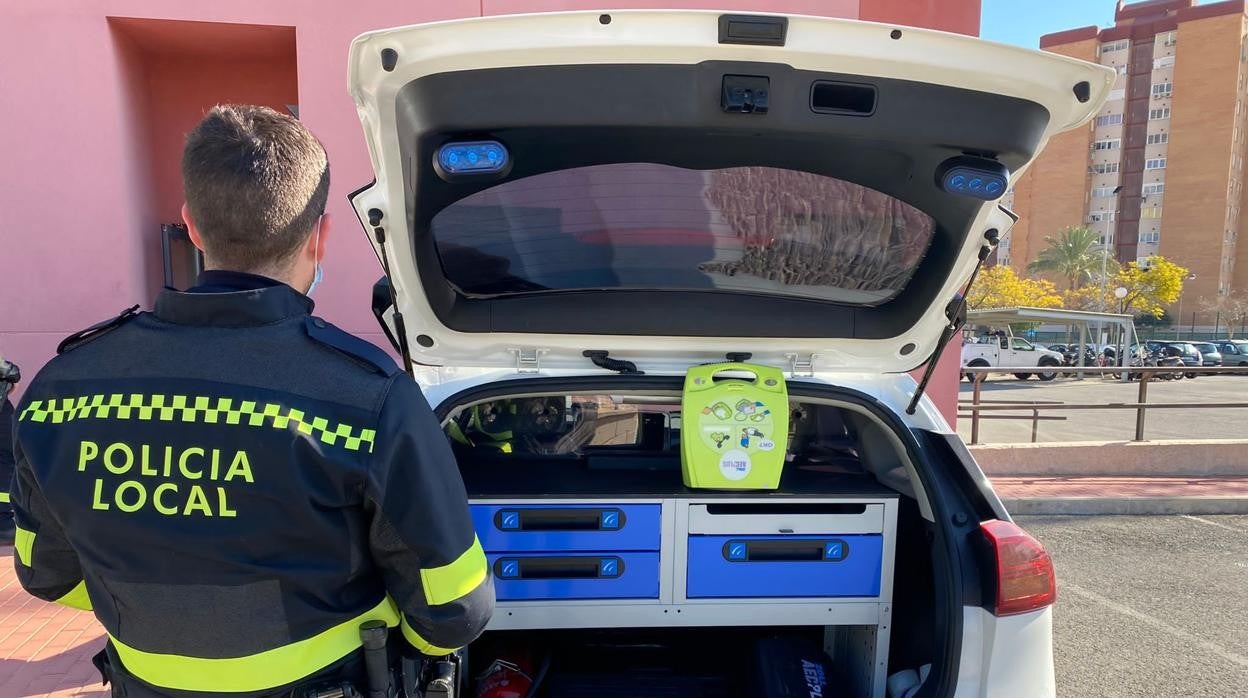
<box><xmin>1062</xmin><ymin>346</ymin><xmax>1100</xmax><ymax>377</ymax></box>
<box><xmin>1130</xmin><ymin>349</ymin><xmax>1184</xmax><ymax>380</ymax></box>
<box><xmin>1093</xmin><ymin>347</ymin><xmax>1123</xmax><ymax>375</ymax></box>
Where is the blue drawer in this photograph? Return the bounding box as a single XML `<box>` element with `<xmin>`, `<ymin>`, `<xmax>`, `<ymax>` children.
<box><xmin>686</xmin><ymin>535</ymin><xmax>883</xmax><ymax>599</ymax></box>
<box><xmin>489</xmin><ymin>552</ymin><xmax>660</xmax><ymax>601</ymax></box>
<box><xmin>472</xmin><ymin>504</ymin><xmax>661</xmax><ymax>552</ymax></box>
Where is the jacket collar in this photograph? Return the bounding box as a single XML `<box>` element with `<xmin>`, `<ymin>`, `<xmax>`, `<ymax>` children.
<box><xmin>187</xmin><ymin>270</ymin><xmax>285</xmax><ymax>294</ymax></box>
<box><xmin>154</xmin><ymin>284</ymin><xmax>314</xmax><ymax>327</ymax></box>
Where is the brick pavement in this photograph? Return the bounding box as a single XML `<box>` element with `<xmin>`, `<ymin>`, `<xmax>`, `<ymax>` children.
<box><xmin>991</xmin><ymin>475</ymin><xmax>1248</xmax><ymax>498</ymax></box>
<box><xmin>0</xmin><ymin>546</ymin><xmax>107</xmax><ymax>698</ymax></box>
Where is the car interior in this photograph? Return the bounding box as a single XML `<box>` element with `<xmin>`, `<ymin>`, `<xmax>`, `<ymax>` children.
<box><xmin>441</xmin><ymin>390</ymin><xmax>942</xmax><ymax>698</ymax></box>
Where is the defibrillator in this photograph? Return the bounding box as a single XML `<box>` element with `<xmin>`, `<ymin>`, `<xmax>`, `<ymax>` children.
<box><xmin>680</xmin><ymin>362</ymin><xmax>789</xmax><ymax>490</ymax></box>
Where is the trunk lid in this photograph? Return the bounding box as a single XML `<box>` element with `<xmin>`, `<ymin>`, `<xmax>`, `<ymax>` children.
<box><xmin>347</xmin><ymin>10</ymin><xmax>1111</xmax><ymax>373</ymax></box>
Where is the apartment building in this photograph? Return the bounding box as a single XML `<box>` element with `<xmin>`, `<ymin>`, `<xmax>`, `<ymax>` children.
<box><xmin>1008</xmin><ymin>0</ymin><xmax>1248</xmax><ymax>321</ymax></box>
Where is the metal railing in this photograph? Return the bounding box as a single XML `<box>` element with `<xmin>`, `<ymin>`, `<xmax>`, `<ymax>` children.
<box><xmin>959</xmin><ymin>365</ymin><xmax>1248</xmax><ymax>444</ymax></box>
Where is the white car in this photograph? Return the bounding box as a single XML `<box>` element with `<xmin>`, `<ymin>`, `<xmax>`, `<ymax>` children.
<box><xmin>348</xmin><ymin>12</ymin><xmax>1109</xmax><ymax>697</ymax></box>
<box><xmin>962</xmin><ymin>336</ymin><xmax>1064</xmax><ymax>381</ymax></box>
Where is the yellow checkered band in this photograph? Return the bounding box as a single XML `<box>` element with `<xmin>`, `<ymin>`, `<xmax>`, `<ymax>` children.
<box><xmin>19</xmin><ymin>395</ymin><xmax>376</xmax><ymax>452</ymax></box>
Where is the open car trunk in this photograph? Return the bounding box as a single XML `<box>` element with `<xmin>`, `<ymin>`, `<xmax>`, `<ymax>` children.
<box><xmin>434</xmin><ymin>376</ymin><xmax>954</xmax><ymax>698</ymax></box>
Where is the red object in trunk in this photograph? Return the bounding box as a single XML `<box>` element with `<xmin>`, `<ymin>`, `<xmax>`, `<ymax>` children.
<box><xmin>475</xmin><ymin>653</ymin><xmax>534</xmax><ymax>698</ymax></box>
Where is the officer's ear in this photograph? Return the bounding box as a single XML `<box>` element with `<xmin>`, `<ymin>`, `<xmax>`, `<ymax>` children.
<box><xmin>182</xmin><ymin>203</ymin><xmax>206</xmax><ymax>252</ymax></box>
<box><xmin>311</xmin><ymin>214</ymin><xmax>331</xmax><ymax>263</ymax></box>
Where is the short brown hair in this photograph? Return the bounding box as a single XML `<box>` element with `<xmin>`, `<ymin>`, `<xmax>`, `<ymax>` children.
<box><xmin>182</xmin><ymin>105</ymin><xmax>330</xmax><ymax>271</ymax></box>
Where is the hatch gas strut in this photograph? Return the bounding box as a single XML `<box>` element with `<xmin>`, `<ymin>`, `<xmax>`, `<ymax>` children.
<box><xmin>905</xmin><ymin>229</ymin><xmax>999</xmax><ymax>416</ymax></box>
<box><xmin>367</xmin><ymin>208</ymin><xmax>415</xmax><ymax>377</ymax></box>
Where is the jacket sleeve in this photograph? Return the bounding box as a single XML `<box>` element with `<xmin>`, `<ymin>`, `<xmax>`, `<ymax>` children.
<box><xmin>10</xmin><ymin>414</ymin><xmax>92</xmax><ymax>611</ymax></box>
<box><xmin>1</xmin><ymin>398</ymin><xmax>14</xmax><ymax>511</ymax></box>
<box><xmin>364</xmin><ymin>377</ymin><xmax>493</xmax><ymax>655</ymax></box>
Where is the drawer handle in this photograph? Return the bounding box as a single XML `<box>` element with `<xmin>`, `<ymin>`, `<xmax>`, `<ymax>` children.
<box><xmin>494</xmin><ymin>556</ymin><xmax>624</xmax><ymax>580</ymax></box>
<box><xmin>705</xmin><ymin>503</ymin><xmax>867</xmax><ymax>516</ymax></box>
<box><xmin>494</xmin><ymin>508</ymin><xmax>625</xmax><ymax>532</ymax></box>
<box><xmin>722</xmin><ymin>539</ymin><xmax>849</xmax><ymax>562</ymax></box>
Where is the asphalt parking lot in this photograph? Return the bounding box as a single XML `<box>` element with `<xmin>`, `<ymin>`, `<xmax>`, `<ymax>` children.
<box><xmin>957</xmin><ymin>374</ymin><xmax>1248</xmax><ymax>443</ymax></box>
<box><xmin>1021</xmin><ymin>515</ymin><xmax>1248</xmax><ymax>697</ymax></box>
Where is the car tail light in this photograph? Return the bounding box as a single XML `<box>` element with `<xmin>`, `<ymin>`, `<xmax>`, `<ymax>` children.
<box><xmin>980</xmin><ymin>519</ymin><xmax>1057</xmax><ymax>616</ymax></box>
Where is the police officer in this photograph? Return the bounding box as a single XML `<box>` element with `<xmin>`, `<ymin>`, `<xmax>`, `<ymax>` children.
<box><xmin>0</xmin><ymin>354</ymin><xmax>18</xmax><ymax>545</ymax></box>
<box><xmin>10</xmin><ymin>105</ymin><xmax>493</xmax><ymax>696</ymax></box>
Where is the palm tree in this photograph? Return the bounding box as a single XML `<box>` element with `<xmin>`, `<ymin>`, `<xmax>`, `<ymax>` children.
<box><xmin>1027</xmin><ymin>226</ymin><xmax>1103</xmax><ymax>290</ymax></box>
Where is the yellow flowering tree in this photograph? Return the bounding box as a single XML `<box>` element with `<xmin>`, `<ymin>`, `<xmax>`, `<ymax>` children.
<box><xmin>967</xmin><ymin>265</ymin><xmax>1063</xmax><ymax>310</ymax></box>
<box><xmin>1058</xmin><ymin>256</ymin><xmax>1187</xmax><ymax>318</ymax></box>
<box><xmin>1114</xmin><ymin>256</ymin><xmax>1188</xmax><ymax>318</ymax></box>
<box><xmin>1060</xmin><ymin>284</ymin><xmax>1111</xmax><ymax>312</ymax></box>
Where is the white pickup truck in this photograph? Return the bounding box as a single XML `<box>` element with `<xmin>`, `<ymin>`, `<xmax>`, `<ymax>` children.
<box><xmin>962</xmin><ymin>334</ymin><xmax>1063</xmax><ymax>381</ymax></box>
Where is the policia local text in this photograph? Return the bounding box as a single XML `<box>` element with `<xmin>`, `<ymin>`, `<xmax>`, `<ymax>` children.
<box><xmin>78</xmin><ymin>440</ymin><xmax>254</xmax><ymax>517</ymax></box>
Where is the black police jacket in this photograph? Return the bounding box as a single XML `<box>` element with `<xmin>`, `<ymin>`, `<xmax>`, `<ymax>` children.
<box><xmin>10</xmin><ymin>276</ymin><xmax>493</xmax><ymax>696</ymax></box>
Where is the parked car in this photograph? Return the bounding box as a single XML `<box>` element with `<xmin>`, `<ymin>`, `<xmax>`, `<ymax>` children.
<box><xmin>1188</xmin><ymin>342</ymin><xmax>1223</xmax><ymax>367</ymax></box>
<box><xmin>962</xmin><ymin>334</ymin><xmax>1064</xmax><ymax>381</ymax></box>
<box><xmin>348</xmin><ymin>11</ymin><xmax>1103</xmax><ymax>696</ymax></box>
<box><xmin>1215</xmin><ymin>340</ymin><xmax>1248</xmax><ymax>367</ymax></box>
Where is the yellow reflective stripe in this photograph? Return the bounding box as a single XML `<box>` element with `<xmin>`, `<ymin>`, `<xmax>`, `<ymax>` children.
<box><xmin>55</xmin><ymin>581</ymin><xmax>93</xmax><ymax>611</ymax></box>
<box><xmin>420</xmin><ymin>536</ymin><xmax>488</xmax><ymax>607</ymax></box>
<box><xmin>14</xmin><ymin>526</ymin><xmax>34</xmax><ymax>567</ymax></box>
<box><xmin>18</xmin><ymin>394</ymin><xmax>375</xmax><ymax>453</ymax></box>
<box><xmin>0</xmin><ymin>491</ymin><xmax>10</xmax><ymax>503</ymax></box>
<box><xmin>13</xmin><ymin>526</ymin><xmax>34</xmax><ymax>566</ymax></box>
<box><xmin>399</xmin><ymin>616</ymin><xmax>456</xmax><ymax>657</ymax></box>
<box><xmin>109</xmin><ymin>596</ymin><xmax>401</xmax><ymax>693</ymax></box>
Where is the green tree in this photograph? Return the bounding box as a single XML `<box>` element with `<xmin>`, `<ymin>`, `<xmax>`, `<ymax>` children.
<box><xmin>966</xmin><ymin>265</ymin><xmax>1063</xmax><ymax>310</ymax></box>
<box><xmin>1027</xmin><ymin>226</ymin><xmax>1104</xmax><ymax>290</ymax></box>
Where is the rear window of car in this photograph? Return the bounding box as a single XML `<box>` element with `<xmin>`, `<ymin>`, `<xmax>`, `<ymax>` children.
<box><xmin>1192</xmin><ymin>343</ymin><xmax>1217</xmax><ymax>352</ymax></box>
<box><xmin>429</xmin><ymin>164</ymin><xmax>936</xmax><ymax>305</ymax></box>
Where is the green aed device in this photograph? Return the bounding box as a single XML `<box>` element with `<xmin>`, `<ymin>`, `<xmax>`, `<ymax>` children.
<box><xmin>681</xmin><ymin>362</ymin><xmax>789</xmax><ymax>490</ymax></box>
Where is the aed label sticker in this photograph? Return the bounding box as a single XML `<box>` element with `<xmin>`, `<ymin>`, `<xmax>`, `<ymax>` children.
<box><xmin>719</xmin><ymin>449</ymin><xmax>752</xmax><ymax>480</ymax></box>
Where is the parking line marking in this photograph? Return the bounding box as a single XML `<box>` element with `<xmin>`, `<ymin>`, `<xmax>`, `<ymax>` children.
<box><xmin>1063</xmin><ymin>583</ymin><xmax>1248</xmax><ymax>670</ymax></box>
<box><xmin>1180</xmin><ymin>515</ymin><xmax>1245</xmax><ymax>533</ymax></box>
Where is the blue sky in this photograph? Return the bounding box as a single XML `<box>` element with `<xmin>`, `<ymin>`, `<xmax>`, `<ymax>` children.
<box><xmin>981</xmin><ymin>0</ymin><xmax>1118</xmax><ymax>48</ymax></box>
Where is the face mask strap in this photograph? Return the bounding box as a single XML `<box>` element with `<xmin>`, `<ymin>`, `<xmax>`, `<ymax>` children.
<box><xmin>306</xmin><ymin>220</ymin><xmax>325</xmax><ymax>297</ymax></box>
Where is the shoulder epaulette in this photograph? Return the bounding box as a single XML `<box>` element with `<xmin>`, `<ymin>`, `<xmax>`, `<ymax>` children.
<box><xmin>305</xmin><ymin>316</ymin><xmax>400</xmax><ymax>377</ymax></box>
<box><xmin>57</xmin><ymin>305</ymin><xmax>142</xmax><ymax>354</ymax></box>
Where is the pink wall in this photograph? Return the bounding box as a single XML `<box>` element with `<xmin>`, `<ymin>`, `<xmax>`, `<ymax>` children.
<box><xmin>143</xmin><ymin>54</ymin><xmax>299</xmax><ymax>223</ymax></box>
<box><xmin>0</xmin><ymin>0</ymin><xmax>975</xmax><ymax>422</ymax></box>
